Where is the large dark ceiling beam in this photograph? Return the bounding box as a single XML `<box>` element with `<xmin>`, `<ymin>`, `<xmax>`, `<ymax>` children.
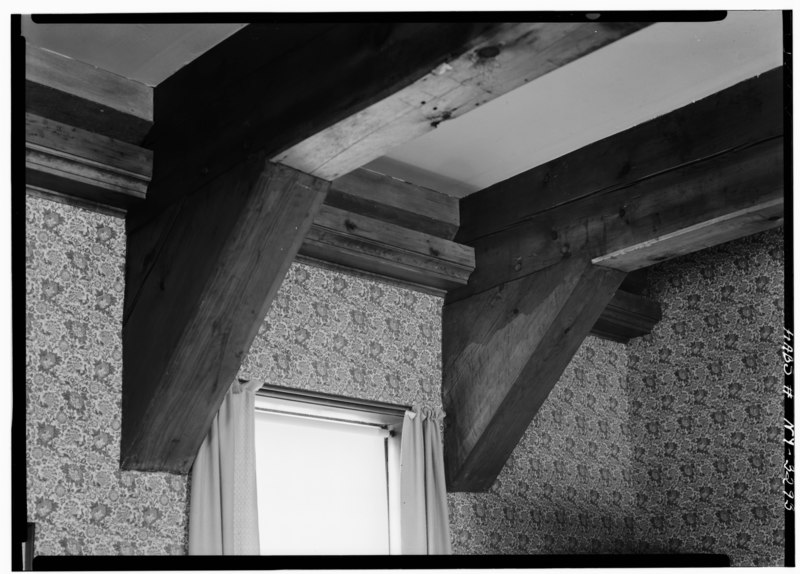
<box><xmin>452</xmin><ymin>68</ymin><xmax>784</xmax><ymax>302</ymax></box>
<box><xmin>24</xmin><ymin>44</ymin><xmax>154</xmax><ymax>215</ymax></box>
<box><xmin>131</xmin><ymin>20</ymin><xmax>652</xmax><ymax>225</ymax></box>
<box><xmin>456</xmin><ymin>135</ymin><xmax>782</xmax><ymax>301</ymax></box>
<box><xmin>25</xmin><ymin>43</ymin><xmax>153</xmax><ymax>144</ymax></box>
<box><xmin>25</xmin><ymin>113</ymin><xmax>151</xmax><ymax>215</ymax></box>
<box><xmin>300</xmin><ymin>169</ymin><xmax>472</xmax><ymax>294</ymax></box>
<box><xmin>123</xmin><ymin>22</ymin><xmax>504</xmax><ymax>472</ymax></box>
<box><xmin>274</xmin><ymin>21</ymin><xmax>652</xmax><ymax>180</ymax></box>
<box><xmin>444</xmin><ymin>67</ymin><xmax>784</xmax><ymax>491</ymax></box>
<box><xmin>458</xmin><ymin>67</ymin><xmax>784</xmax><ymax>244</ymax></box>
<box><xmin>122</xmin><ymin>20</ymin><xmax>650</xmax><ymax>473</ymax></box>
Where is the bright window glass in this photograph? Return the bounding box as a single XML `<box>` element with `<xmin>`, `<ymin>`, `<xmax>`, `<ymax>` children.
<box><xmin>254</xmin><ymin>395</ymin><xmax>400</xmax><ymax>555</ymax></box>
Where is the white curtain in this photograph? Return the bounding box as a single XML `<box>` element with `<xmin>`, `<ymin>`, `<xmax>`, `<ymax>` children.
<box><xmin>188</xmin><ymin>379</ymin><xmax>261</xmax><ymax>555</ymax></box>
<box><xmin>399</xmin><ymin>406</ymin><xmax>452</xmax><ymax>554</ymax></box>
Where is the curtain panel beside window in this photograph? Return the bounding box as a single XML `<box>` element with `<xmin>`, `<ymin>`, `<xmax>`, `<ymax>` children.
<box><xmin>188</xmin><ymin>379</ymin><xmax>261</xmax><ymax>555</ymax></box>
<box><xmin>399</xmin><ymin>407</ymin><xmax>452</xmax><ymax>555</ymax></box>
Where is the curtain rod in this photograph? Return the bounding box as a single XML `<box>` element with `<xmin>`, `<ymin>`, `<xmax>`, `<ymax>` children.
<box><xmin>254</xmin><ymin>405</ymin><xmax>394</xmax><ymax>433</ymax></box>
<box><xmin>241</xmin><ymin>379</ymin><xmax>411</xmax><ymax>417</ymax></box>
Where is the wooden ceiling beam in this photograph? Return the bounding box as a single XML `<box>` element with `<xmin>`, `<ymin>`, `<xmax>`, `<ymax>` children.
<box><xmin>25</xmin><ymin>113</ymin><xmax>152</xmax><ymax>213</ymax></box>
<box><xmin>452</xmin><ymin>134</ymin><xmax>783</xmax><ymax>302</ymax></box>
<box><xmin>24</xmin><ymin>44</ymin><xmax>154</xmax><ymax>214</ymax></box>
<box><xmin>451</xmin><ymin>68</ymin><xmax>784</xmax><ymax>302</ymax></box>
<box><xmin>132</xmin><ymin>22</ymin><xmax>496</xmax><ymax>222</ymax></box>
<box><xmin>327</xmin><ymin>168</ymin><xmax>460</xmax><ymax>240</ymax></box>
<box><xmin>120</xmin><ymin>20</ymin><xmax>650</xmax><ymax>473</ymax></box>
<box><xmin>442</xmin><ymin>68</ymin><xmax>783</xmax><ymax>491</ymax></box>
<box><xmin>25</xmin><ymin>43</ymin><xmax>153</xmax><ymax>144</ymax></box>
<box><xmin>274</xmin><ymin>21</ymin><xmax>652</xmax><ymax>180</ymax></box>
<box><xmin>458</xmin><ymin>67</ymin><xmax>784</xmax><ymax>244</ymax></box>
<box><xmin>300</xmin><ymin>204</ymin><xmax>475</xmax><ymax>294</ymax></box>
<box><xmin>130</xmin><ymin>20</ymin><xmax>651</xmax><ymax>228</ymax></box>
<box><xmin>301</xmin><ymin>168</ymin><xmax>473</xmax><ymax>294</ymax></box>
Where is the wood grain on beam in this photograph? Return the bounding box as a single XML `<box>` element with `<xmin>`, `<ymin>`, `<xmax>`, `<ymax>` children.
<box><xmin>275</xmin><ymin>21</ymin><xmax>651</xmax><ymax>180</ymax></box>
<box><xmin>25</xmin><ymin>113</ymin><xmax>151</xmax><ymax>210</ymax></box>
<box><xmin>136</xmin><ymin>21</ymin><xmax>649</xmax><ymax>221</ymax></box>
<box><xmin>121</xmin><ymin>20</ymin><xmax>649</xmax><ymax>474</ymax></box>
<box><xmin>125</xmin><ymin>21</ymin><xmax>501</xmax><ymax>345</ymax></box>
<box><xmin>126</xmin><ymin>22</ymin><xmax>552</xmax><ymax>475</ymax></box>
<box><xmin>590</xmin><ymin>289</ymin><xmax>662</xmax><ymax>343</ymax></box>
<box><xmin>458</xmin><ymin>67</ymin><xmax>784</xmax><ymax>243</ymax></box>
<box><xmin>25</xmin><ymin>43</ymin><xmax>153</xmax><ymax>144</ymax></box>
<box><xmin>299</xmin><ymin>204</ymin><xmax>474</xmax><ymax>292</ymax></box>
<box><xmin>135</xmin><ymin>22</ymin><xmax>492</xmax><ymax>217</ymax></box>
<box><xmin>121</xmin><ymin>159</ymin><xmax>328</xmax><ymax>472</ymax></box>
<box><xmin>443</xmin><ymin>257</ymin><xmax>625</xmax><ymax>491</ymax></box>
<box><xmin>453</xmin><ymin>135</ymin><xmax>782</xmax><ymax>300</ymax></box>
<box><xmin>327</xmin><ymin>169</ymin><xmax>459</xmax><ymax>240</ymax></box>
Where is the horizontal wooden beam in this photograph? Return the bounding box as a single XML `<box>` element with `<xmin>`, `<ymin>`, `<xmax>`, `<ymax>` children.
<box><xmin>450</xmin><ymin>70</ymin><xmax>784</xmax><ymax>302</ymax></box>
<box><xmin>299</xmin><ymin>204</ymin><xmax>475</xmax><ymax>292</ymax></box>
<box><xmin>133</xmin><ymin>21</ymin><xmax>649</xmax><ymax>224</ymax></box>
<box><xmin>127</xmin><ymin>22</ymin><xmax>575</xmax><ymax>473</ymax></box>
<box><xmin>590</xmin><ymin>289</ymin><xmax>662</xmax><ymax>343</ymax></box>
<box><xmin>458</xmin><ymin>67</ymin><xmax>784</xmax><ymax>244</ymax></box>
<box><xmin>452</xmin><ymin>135</ymin><xmax>783</xmax><ymax>301</ymax></box>
<box><xmin>121</xmin><ymin>160</ymin><xmax>328</xmax><ymax>472</ymax></box>
<box><xmin>125</xmin><ymin>21</ymin><xmax>508</xmax><ymax>322</ymax></box>
<box><xmin>134</xmin><ymin>22</ymin><xmax>495</xmax><ymax>217</ymax></box>
<box><xmin>25</xmin><ymin>43</ymin><xmax>153</xmax><ymax>144</ymax></box>
<box><xmin>327</xmin><ymin>169</ymin><xmax>459</xmax><ymax>240</ymax></box>
<box><xmin>441</xmin><ymin>70</ymin><xmax>783</xmax><ymax>492</ymax></box>
<box><xmin>443</xmin><ymin>257</ymin><xmax>625</xmax><ymax>491</ymax></box>
<box><xmin>275</xmin><ymin>21</ymin><xmax>651</xmax><ymax>180</ymax></box>
<box><xmin>25</xmin><ymin>113</ymin><xmax>152</xmax><ymax>211</ymax></box>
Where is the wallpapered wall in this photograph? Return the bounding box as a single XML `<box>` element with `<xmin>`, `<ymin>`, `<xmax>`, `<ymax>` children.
<box><xmin>445</xmin><ymin>228</ymin><xmax>784</xmax><ymax>562</ymax></box>
<box><xmin>238</xmin><ymin>261</ymin><xmax>443</xmax><ymax>411</ymax></box>
<box><xmin>625</xmin><ymin>228</ymin><xmax>785</xmax><ymax>567</ymax></box>
<box><xmin>447</xmin><ymin>336</ymin><xmax>637</xmax><ymax>554</ymax></box>
<box><xmin>26</xmin><ymin>196</ymin><xmax>443</xmax><ymax>556</ymax></box>
<box><xmin>26</xmin><ymin>197</ymin><xmax>188</xmax><ymax>555</ymax></box>
<box><xmin>25</xmin><ymin>193</ymin><xmax>784</xmax><ymax>563</ymax></box>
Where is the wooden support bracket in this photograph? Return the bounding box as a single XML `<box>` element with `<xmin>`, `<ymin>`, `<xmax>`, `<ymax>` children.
<box><xmin>443</xmin><ymin>257</ymin><xmax>625</xmax><ymax>491</ymax></box>
<box><xmin>121</xmin><ymin>159</ymin><xmax>328</xmax><ymax>472</ymax></box>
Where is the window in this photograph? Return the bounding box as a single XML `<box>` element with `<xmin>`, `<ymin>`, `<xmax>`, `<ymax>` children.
<box><xmin>253</xmin><ymin>385</ymin><xmax>405</xmax><ymax>555</ymax></box>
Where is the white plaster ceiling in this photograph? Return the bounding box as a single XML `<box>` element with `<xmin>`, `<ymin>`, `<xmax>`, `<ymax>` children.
<box><xmin>368</xmin><ymin>11</ymin><xmax>785</xmax><ymax>196</ymax></box>
<box><xmin>21</xmin><ymin>17</ymin><xmax>246</xmax><ymax>86</ymax></box>
<box><xmin>21</xmin><ymin>13</ymin><xmax>783</xmax><ymax>197</ymax></box>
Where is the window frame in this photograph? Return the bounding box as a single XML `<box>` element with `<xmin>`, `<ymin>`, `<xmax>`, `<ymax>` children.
<box><xmin>253</xmin><ymin>383</ymin><xmax>409</xmax><ymax>555</ymax></box>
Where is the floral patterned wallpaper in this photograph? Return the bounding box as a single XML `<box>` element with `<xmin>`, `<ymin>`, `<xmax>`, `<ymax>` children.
<box><xmin>238</xmin><ymin>261</ymin><xmax>443</xmax><ymax>411</ymax></box>
<box><xmin>26</xmin><ymin>190</ymin><xmax>784</xmax><ymax>563</ymax></box>
<box><xmin>446</xmin><ymin>228</ymin><xmax>784</xmax><ymax>562</ymax></box>
<box><xmin>625</xmin><ymin>228</ymin><xmax>785</xmax><ymax>567</ymax></box>
<box><xmin>26</xmin><ymin>196</ymin><xmax>188</xmax><ymax>555</ymax></box>
<box><xmin>447</xmin><ymin>336</ymin><xmax>637</xmax><ymax>554</ymax></box>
